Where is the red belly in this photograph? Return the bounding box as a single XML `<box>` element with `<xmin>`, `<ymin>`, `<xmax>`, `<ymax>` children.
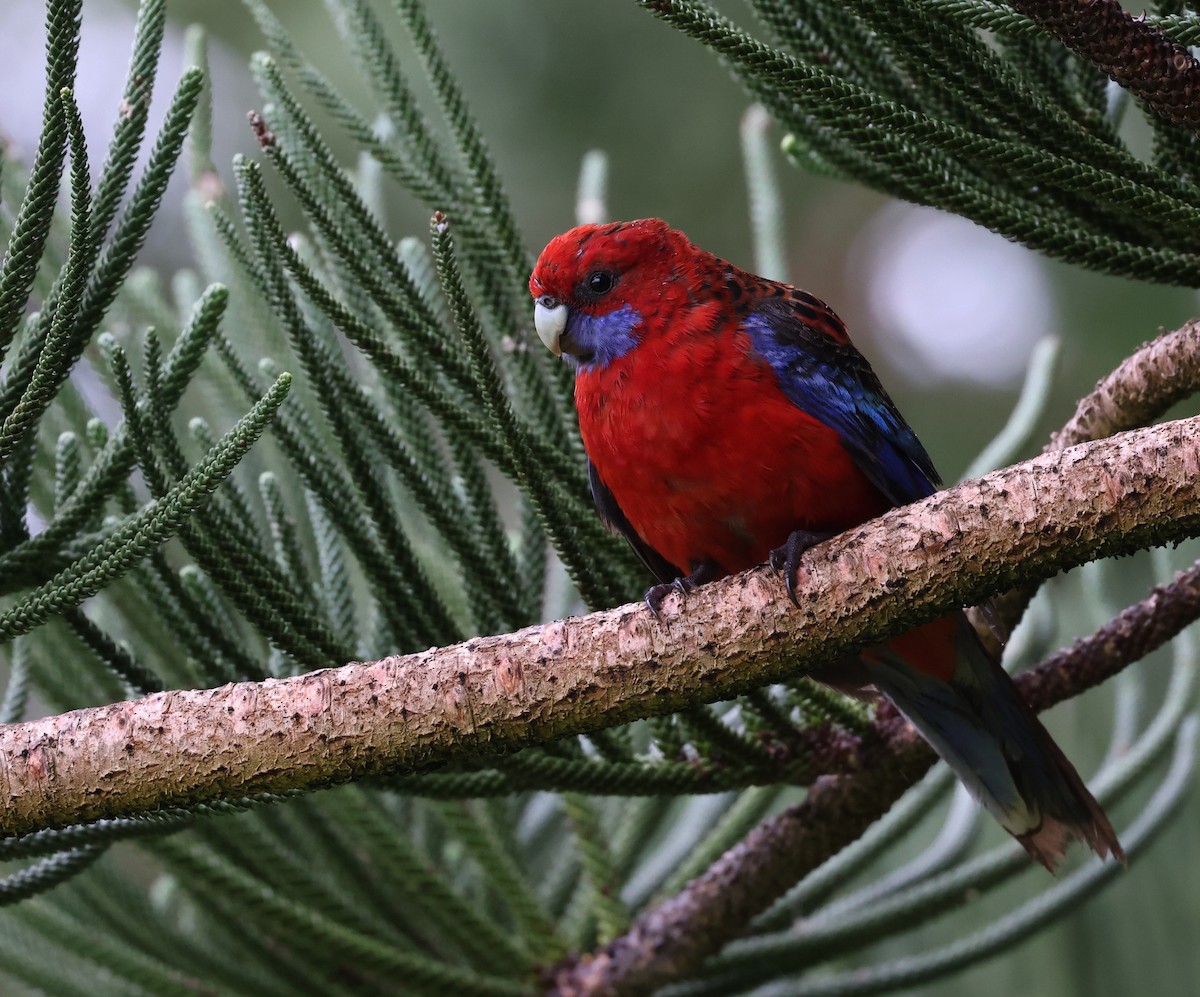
<box><xmin>576</xmin><ymin>326</ymin><xmax>890</xmax><ymax>576</ymax></box>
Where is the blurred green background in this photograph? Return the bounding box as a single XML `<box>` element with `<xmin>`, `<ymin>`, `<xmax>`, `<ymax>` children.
<box><xmin>2</xmin><ymin>1</ymin><xmax>1198</xmax><ymax>994</ymax></box>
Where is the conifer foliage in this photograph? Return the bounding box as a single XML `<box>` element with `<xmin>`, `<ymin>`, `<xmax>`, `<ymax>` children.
<box><xmin>0</xmin><ymin>2</ymin><xmax>1197</xmax><ymax>995</ymax></box>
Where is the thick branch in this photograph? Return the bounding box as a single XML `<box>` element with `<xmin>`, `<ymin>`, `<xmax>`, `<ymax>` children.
<box><xmin>551</xmin><ymin>553</ymin><xmax>1200</xmax><ymax>996</ymax></box>
<box><xmin>549</xmin><ymin>501</ymin><xmax>1200</xmax><ymax>997</ymax></box>
<box><xmin>1</xmin><ymin>417</ymin><xmax>1198</xmax><ymax>838</ymax></box>
<box><xmin>987</xmin><ymin>321</ymin><xmax>1200</xmax><ymax>633</ymax></box>
<box><xmin>1009</xmin><ymin>0</ymin><xmax>1200</xmax><ymax>134</ymax></box>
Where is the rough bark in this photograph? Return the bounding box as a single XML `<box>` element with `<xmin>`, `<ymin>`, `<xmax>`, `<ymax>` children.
<box><xmin>987</xmin><ymin>321</ymin><xmax>1200</xmax><ymax>633</ymax></box>
<box><xmin>546</xmin><ymin>555</ymin><xmax>1200</xmax><ymax>997</ymax></box>
<box><xmin>1050</xmin><ymin>321</ymin><xmax>1200</xmax><ymax>451</ymax></box>
<box><xmin>1</xmin><ymin>415</ymin><xmax>1199</xmax><ymax>839</ymax></box>
<box><xmin>1009</xmin><ymin>0</ymin><xmax>1200</xmax><ymax>134</ymax></box>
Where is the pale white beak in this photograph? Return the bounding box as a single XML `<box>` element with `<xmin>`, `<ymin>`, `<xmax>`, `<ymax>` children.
<box><xmin>534</xmin><ymin>296</ymin><xmax>568</xmax><ymax>355</ymax></box>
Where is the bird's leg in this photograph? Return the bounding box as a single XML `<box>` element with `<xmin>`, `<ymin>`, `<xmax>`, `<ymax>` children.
<box><xmin>645</xmin><ymin>560</ymin><xmax>719</xmax><ymax>618</ymax></box>
<box><xmin>769</xmin><ymin>529</ymin><xmax>837</xmax><ymax>607</ymax></box>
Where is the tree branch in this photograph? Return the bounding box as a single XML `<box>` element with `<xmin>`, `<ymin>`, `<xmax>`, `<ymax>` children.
<box><xmin>548</xmin><ymin>549</ymin><xmax>1200</xmax><ymax>995</ymax></box>
<box><xmin>1050</xmin><ymin>320</ymin><xmax>1200</xmax><ymax>451</ymax></box>
<box><xmin>1020</xmin><ymin>557</ymin><xmax>1200</xmax><ymax>708</ymax></box>
<box><xmin>1008</xmin><ymin>0</ymin><xmax>1200</xmax><ymax>134</ymax></box>
<box><xmin>1</xmin><ymin>416</ymin><xmax>1198</xmax><ymax>839</ymax></box>
<box><xmin>987</xmin><ymin>320</ymin><xmax>1200</xmax><ymax>634</ymax></box>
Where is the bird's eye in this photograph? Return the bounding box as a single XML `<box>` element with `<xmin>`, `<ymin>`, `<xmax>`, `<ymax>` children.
<box><xmin>586</xmin><ymin>270</ymin><xmax>615</xmax><ymax>295</ymax></box>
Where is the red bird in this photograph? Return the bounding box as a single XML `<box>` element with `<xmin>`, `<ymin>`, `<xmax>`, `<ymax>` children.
<box><xmin>529</xmin><ymin>218</ymin><xmax>1122</xmax><ymax>870</ymax></box>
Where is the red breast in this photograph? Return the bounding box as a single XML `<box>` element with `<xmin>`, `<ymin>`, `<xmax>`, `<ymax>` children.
<box><xmin>576</xmin><ymin>315</ymin><xmax>890</xmax><ymax>576</ymax></box>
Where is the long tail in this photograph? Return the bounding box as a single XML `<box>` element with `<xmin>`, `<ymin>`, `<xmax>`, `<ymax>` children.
<box><xmin>858</xmin><ymin>613</ymin><xmax>1124</xmax><ymax>871</ymax></box>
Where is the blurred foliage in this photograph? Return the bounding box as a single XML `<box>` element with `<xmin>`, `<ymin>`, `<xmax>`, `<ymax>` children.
<box><xmin>0</xmin><ymin>1</ymin><xmax>1197</xmax><ymax>995</ymax></box>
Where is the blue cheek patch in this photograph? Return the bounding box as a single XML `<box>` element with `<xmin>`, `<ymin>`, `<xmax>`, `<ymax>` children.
<box><xmin>567</xmin><ymin>304</ymin><xmax>642</xmax><ymax>371</ymax></box>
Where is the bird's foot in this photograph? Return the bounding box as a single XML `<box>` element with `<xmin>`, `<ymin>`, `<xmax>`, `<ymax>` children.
<box><xmin>769</xmin><ymin>529</ymin><xmax>837</xmax><ymax>606</ymax></box>
<box><xmin>645</xmin><ymin>561</ymin><xmax>719</xmax><ymax>618</ymax></box>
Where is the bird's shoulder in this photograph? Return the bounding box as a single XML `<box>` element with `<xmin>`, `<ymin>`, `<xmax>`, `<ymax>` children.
<box><xmin>736</xmin><ymin>282</ymin><xmax>943</xmax><ymax>505</ymax></box>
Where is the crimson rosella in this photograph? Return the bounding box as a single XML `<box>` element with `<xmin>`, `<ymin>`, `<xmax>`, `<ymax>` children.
<box><xmin>529</xmin><ymin>217</ymin><xmax>1122</xmax><ymax>870</ymax></box>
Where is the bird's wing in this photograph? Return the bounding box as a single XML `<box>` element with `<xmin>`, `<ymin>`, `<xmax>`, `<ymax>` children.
<box><xmin>744</xmin><ymin>290</ymin><xmax>941</xmax><ymax>507</ymax></box>
<box><xmin>588</xmin><ymin>459</ymin><xmax>680</xmax><ymax>583</ymax></box>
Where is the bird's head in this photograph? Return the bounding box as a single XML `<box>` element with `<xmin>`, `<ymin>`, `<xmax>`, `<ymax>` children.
<box><xmin>529</xmin><ymin>218</ymin><xmax>694</xmax><ymax>370</ymax></box>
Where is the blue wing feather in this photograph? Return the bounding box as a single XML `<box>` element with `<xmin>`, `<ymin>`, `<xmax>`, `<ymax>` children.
<box><xmin>743</xmin><ymin>292</ymin><xmax>940</xmax><ymax>507</ymax></box>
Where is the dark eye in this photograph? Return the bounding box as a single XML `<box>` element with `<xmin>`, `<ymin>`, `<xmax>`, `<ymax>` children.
<box><xmin>587</xmin><ymin>270</ymin><xmax>615</xmax><ymax>295</ymax></box>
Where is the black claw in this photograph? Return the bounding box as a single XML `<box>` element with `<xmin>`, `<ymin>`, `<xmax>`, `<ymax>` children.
<box><xmin>769</xmin><ymin>529</ymin><xmax>836</xmax><ymax>607</ymax></box>
<box><xmin>644</xmin><ymin>561</ymin><xmax>719</xmax><ymax>618</ymax></box>
<box><xmin>644</xmin><ymin>582</ymin><xmax>674</xmax><ymax>618</ymax></box>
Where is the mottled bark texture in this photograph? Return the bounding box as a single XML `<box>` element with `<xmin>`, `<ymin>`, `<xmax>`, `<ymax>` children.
<box><xmin>1</xmin><ymin>415</ymin><xmax>1199</xmax><ymax>840</ymax></box>
<box><xmin>1051</xmin><ymin>321</ymin><xmax>1200</xmax><ymax>451</ymax></box>
<box><xmin>987</xmin><ymin>321</ymin><xmax>1200</xmax><ymax>634</ymax></box>
<box><xmin>1009</xmin><ymin>0</ymin><xmax>1200</xmax><ymax>134</ymax></box>
<box><xmin>546</xmin><ymin>553</ymin><xmax>1200</xmax><ymax>997</ymax></box>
